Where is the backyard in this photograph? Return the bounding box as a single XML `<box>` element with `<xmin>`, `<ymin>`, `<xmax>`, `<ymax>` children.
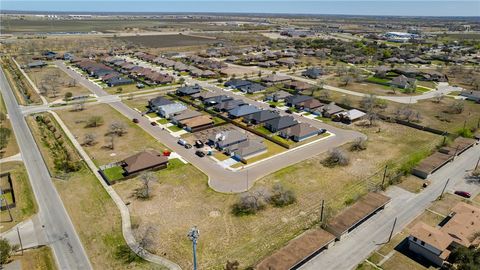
<box><xmin>113</xmin><ymin>120</ymin><xmax>441</xmax><ymax>269</ymax></box>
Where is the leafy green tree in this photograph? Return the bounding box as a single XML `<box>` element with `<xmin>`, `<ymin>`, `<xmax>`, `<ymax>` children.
<box><xmin>0</xmin><ymin>238</ymin><xmax>12</xmax><ymax>264</ymax></box>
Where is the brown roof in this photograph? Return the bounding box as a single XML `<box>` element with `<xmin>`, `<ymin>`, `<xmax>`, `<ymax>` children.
<box><xmin>281</xmin><ymin>123</ymin><xmax>318</xmax><ymax>138</ymax></box>
<box><xmin>413</xmin><ymin>152</ymin><xmax>453</xmax><ymax>175</ymax></box>
<box><xmin>327</xmin><ymin>192</ymin><xmax>391</xmax><ymax>237</ymax></box>
<box><xmin>256</xmin><ymin>229</ymin><xmax>335</xmax><ymax>270</ymax></box>
<box><xmin>442</xmin><ymin>202</ymin><xmax>480</xmax><ymax>247</ymax></box>
<box><xmin>180</xmin><ymin>115</ymin><xmax>213</xmax><ymax>128</ymax></box>
<box><xmin>122</xmin><ymin>150</ymin><xmax>168</xmax><ymax>174</ymax></box>
<box><xmin>300</xmin><ymin>99</ymin><xmax>324</xmax><ymax>109</ymax></box>
<box><xmin>410</xmin><ymin>222</ymin><xmax>452</xmax><ymax>251</ymax></box>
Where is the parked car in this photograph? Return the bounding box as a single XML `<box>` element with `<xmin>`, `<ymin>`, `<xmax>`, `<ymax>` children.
<box><xmin>185</xmin><ymin>143</ymin><xmax>193</xmax><ymax>149</ymax></box>
<box><xmin>454</xmin><ymin>191</ymin><xmax>471</xmax><ymax>198</ymax></box>
<box><xmin>150</xmin><ymin>121</ymin><xmax>157</xmax><ymax>126</ymax></box>
<box><xmin>285</xmin><ymin>109</ymin><xmax>293</xmax><ymax>114</ymax></box>
<box><xmin>269</xmin><ymin>104</ymin><xmax>276</xmax><ymax>108</ymax></box>
<box><xmin>177</xmin><ymin>139</ymin><xmax>187</xmax><ymax>146</ymax></box>
<box><xmin>194</xmin><ymin>140</ymin><xmax>204</xmax><ymax>148</ymax></box>
<box><xmin>318</xmin><ymin>128</ymin><xmax>327</xmax><ymax>134</ymax></box>
<box><xmin>195</xmin><ymin>150</ymin><xmax>205</xmax><ymax>157</ymax></box>
<box><xmin>136</xmin><ymin>83</ymin><xmax>145</xmax><ymax>89</ymax></box>
<box><xmin>132</xmin><ymin>118</ymin><xmax>139</xmax><ymax>123</ymax></box>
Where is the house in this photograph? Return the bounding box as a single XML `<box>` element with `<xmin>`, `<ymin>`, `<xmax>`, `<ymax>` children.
<box><xmin>203</xmin><ymin>95</ymin><xmax>233</xmax><ymax>106</ymax></box>
<box><xmin>26</xmin><ymin>60</ymin><xmax>47</xmax><ymax>69</ymax></box>
<box><xmin>157</xmin><ymin>103</ymin><xmax>188</xmax><ymax>118</ymax></box>
<box><xmin>224</xmin><ymin>79</ymin><xmax>252</xmax><ymax>89</ymax></box>
<box><xmin>227</xmin><ymin>140</ymin><xmax>267</xmax><ymax>161</ymax></box>
<box><xmin>262</xmin><ymin>74</ymin><xmax>291</xmax><ymax>84</ymax></box>
<box><xmin>121</xmin><ymin>150</ymin><xmax>169</xmax><ymax>175</ymax></box>
<box><xmin>265</xmin><ymin>90</ymin><xmax>292</xmax><ymax>102</ymax></box>
<box><xmin>209</xmin><ymin>130</ymin><xmax>248</xmax><ymax>150</ymax></box>
<box><xmin>213</xmin><ymin>99</ymin><xmax>246</xmax><ymax>112</ymax></box>
<box><xmin>264</xmin><ymin>116</ymin><xmax>298</xmax><ymax>132</ymax></box>
<box><xmin>421</xmin><ymin>70</ymin><xmax>448</xmax><ymax>82</ymax></box>
<box><xmin>239</xmin><ymin>83</ymin><xmax>266</xmax><ymax>94</ymax></box>
<box><xmin>459</xmin><ymin>90</ymin><xmax>480</xmax><ymax>103</ymax></box>
<box><xmin>180</xmin><ymin>115</ymin><xmax>214</xmax><ymax>132</ymax></box>
<box><xmin>228</xmin><ymin>105</ymin><xmax>261</xmax><ymax>118</ymax></box>
<box><xmin>302</xmin><ymin>67</ymin><xmax>324</xmax><ymax>79</ymax></box>
<box><xmin>279</xmin><ymin>123</ymin><xmax>320</xmax><ymax>142</ymax></box>
<box><xmin>285</xmin><ymin>81</ymin><xmax>314</xmax><ymax>92</ymax></box>
<box><xmin>390</xmin><ymin>75</ymin><xmax>417</xmax><ymax>89</ymax></box>
<box><xmin>170</xmin><ymin>109</ymin><xmax>202</xmax><ymax>125</ymax></box>
<box><xmin>295</xmin><ymin>99</ymin><xmax>324</xmax><ymax>111</ymax></box>
<box><xmin>176</xmin><ymin>84</ymin><xmax>202</xmax><ymax>96</ymax></box>
<box><xmin>408</xmin><ymin>202</ymin><xmax>480</xmax><ymax>266</ymax></box>
<box><xmin>285</xmin><ymin>95</ymin><xmax>314</xmax><ymax>107</ymax></box>
<box><xmin>243</xmin><ymin>110</ymin><xmax>280</xmax><ymax>125</ymax></box>
<box><xmin>333</xmin><ymin>109</ymin><xmax>366</xmax><ymax>123</ymax></box>
<box><xmin>106</xmin><ymin>77</ymin><xmax>133</xmax><ymax>87</ymax></box>
<box><xmin>317</xmin><ymin>103</ymin><xmax>345</xmax><ymax>118</ymax></box>
<box><xmin>148</xmin><ymin>96</ymin><xmax>174</xmax><ymax>111</ymax></box>
<box><xmin>277</xmin><ymin>58</ymin><xmax>297</xmax><ymax>67</ymax></box>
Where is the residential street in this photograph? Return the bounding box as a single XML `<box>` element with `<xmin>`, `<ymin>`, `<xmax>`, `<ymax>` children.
<box><xmin>56</xmin><ymin>61</ymin><xmax>364</xmax><ymax>193</ymax></box>
<box><xmin>300</xmin><ymin>143</ymin><xmax>480</xmax><ymax>270</ymax></box>
<box><xmin>0</xmin><ymin>67</ymin><xmax>92</xmax><ymax>269</ymax></box>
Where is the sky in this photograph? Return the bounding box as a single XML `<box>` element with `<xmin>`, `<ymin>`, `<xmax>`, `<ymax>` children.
<box><xmin>1</xmin><ymin>1</ymin><xmax>480</xmax><ymax>17</ymax></box>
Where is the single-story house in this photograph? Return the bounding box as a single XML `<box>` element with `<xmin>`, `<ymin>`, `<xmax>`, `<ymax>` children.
<box><xmin>390</xmin><ymin>75</ymin><xmax>417</xmax><ymax>89</ymax></box>
<box><xmin>243</xmin><ymin>110</ymin><xmax>280</xmax><ymax>125</ymax></box>
<box><xmin>264</xmin><ymin>90</ymin><xmax>292</xmax><ymax>102</ymax></box>
<box><xmin>302</xmin><ymin>67</ymin><xmax>324</xmax><ymax>79</ymax></box>
<box><xmin>157</xmin><ymin>103</ymin><xmax>188</xmax><ymax>118</ymax></box>
<box><xmin>262</xmin><ymin>74</ymin><xmax>291</xmax><ymax>84</ymax></box>
<box><xmin>316</xmin><ymin>103</ymin><xmax>345</xmax><ymax>118</ymax></box>
<box><xmin>459</xmin><ymin>90</ymin><xmax>480</xmax><ymax>103</ymax></box>
<box><xmin>106</xmin><ymin>77</ymin><xmax>134</xmax><ymax>87</ymax></box>
<box><xmin>279</xmin><ymin>122</ymin><xmax>320</xmax><ymax>142</ymax></box>
<box><xmin>148</xmin><ymin>96</ymin><xmax>174</xmax><ymax>111</ymax></box>
<box><xmin>203</xmin><ymin>95</ymin><xmax>233</xmax><ymax>106</ymax></box>
<box><xmin>121</xmin><ymin>150</ymin><xmax>169</xmax><ymax>175</ymax></box>
<box><xmin>228</xmin><ymin>105</ymin><xmax>261</xmax><ymax>118</ymax></box>
<box><xmin>228</xmin><ymin>140</ymin><xmax>267</xmax><ymax>161</ymax></box>
<box><xmin>176</xmin><ymin>84</ymin><xmax>202</xmax><ymax>96</ymax></box>
<box><xmin>264</xmin><ymin>116</ymin><xmax>298</xmax><ymax>132</ymax></box>
<box><xmin>213</xmin><ymin>99</ymin><xmax>246</xmax><ymax>112</ymax></box>
<box><xmin>26</xmin><ymin>60</ymin><xmax>47</xmax><ymax>69</ymax></box>
<box><xmin>285</xmin><ymin>81</ymin><xmax>314</xmax><ymax>92</ymax></box>
<box><xmin>209</xmin><ymin>130</ymin><xmax>248</xmax><ymax>150</ymax></box>
<box><xmin>285</xmin><ymin>95</ymin><xmax>314</xmax><ymax>107</ymax></box>
<box><xmin>224</xmin><ymin>79</ymin><xmax>251</xmax><ymax>89</ymax></box>
<box><xmin>333</xmin><ymin>109</ymin><xmax>366</xmax><ymax>123</ymax></box>
<box><xmin>180</xmin><ymin>115</ymin><xmax>214</xmax><ymax>132</ymax></box>
<box><xmin>170</xmin><ymin>109</ymin><xmax>202</xmax><ymax>125</ymax></box>
<box><xmin>296</xmin><ymin>98</ymin><xmax>324</xmax><ymax>111</ymax></box>
<box><xmin>408</xmin><ymin>202</ymin><xmax>480</xmax><ymax>266</ymax></box>
<box><xmin>239</xmin><ymin>83</ymin><xmax>266</xmax><ymax>94</ymax></box>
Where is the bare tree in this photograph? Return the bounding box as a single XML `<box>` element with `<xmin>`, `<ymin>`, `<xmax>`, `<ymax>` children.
<box><xmin>85</xmin><ymin>116</ymin><xmax>104</xmax><ymax>128</ymax></box>
<box><xmin>322</xmin><ymin>148</ymin><xmax>350</xmax><ymax>167</ymax></box>
<box><xmin>447</xmin><ymin>100</ymin><xmax>465</xmax><ymax>114</ymax></box>
<box><xmin>82</xmin><ymin>133</ymin><xmax>97</xmax><ymax>146</ymax></box>
<box><xmin>74</xmin><ymin>98</ymin><xmax>86</xmax><ymax>111</ymax></box>
<box><xmin>134</xmin><ymin>171</ymin><xmax>156</xmax><ymax>199</ymax></box>
<box><xmin>350</xmin><ymin>137</ymin><xmax>367</xmax><ymax>151</ymax></box>
<box><xmin>137</xmin><ymin>225</ymin><xmax>157</xmax><ymax>252</ymax></box>
<box><xmin>108</xmin><ymin>121</ymin><xmax>127</xmax><ymax>136</ymax></box>
<box><xmin>225</xmin><ymin>260</ymin><xmax>240</xmax><ymax>270</ymax></box>
<box><xmin>433</xmin><ymin>92</ymin><xmax>444</xmax><ymax>103</ymax></box>
<box><xmin>341</xmin><ymin>75</ymin><xmax>353</xmax><ymax>86</ymax></box>
<box><xmin>105</xmin><ymin>133</ymin><xmax>115</xmax><ymax>150</ymax></box>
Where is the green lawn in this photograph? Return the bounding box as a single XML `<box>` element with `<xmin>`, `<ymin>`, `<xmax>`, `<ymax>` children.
<box><xmin>102</xmin><ymin>166</ymin><xmax>125</xmax><ymax>181</ymax></box>
<box><xmin>157</xmin><ymin>118</ymin><xmax>169</xmax><ymax>124</ymax></box>
<box><xmin>272</xmin><ymin>134</ymin><xmax>294</xmax><ymax>146</ymax></box>
<box><xmin>366</xmin><ymin>76</ymin><xmax>390</xmax><ymax>85</ymax></box>
<box><xmin>415</xmin><ymin>86</ymin><xmax>431</xmax><ymax>93</ymax></box>
<box><xmin>255</xmin><ymin>126</ymin><xmax>273</xmax><ymax>136</ymax></box>
<box><xmin>167</xmin><ymin>125</ymin><xmax>182</xmax><ymax>132</ymax></box>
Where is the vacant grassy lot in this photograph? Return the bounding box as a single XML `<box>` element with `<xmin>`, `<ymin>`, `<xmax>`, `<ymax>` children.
<box><xmin>26</xmin><ymin>66</ymin><xmax>92</xmax><ymax>102</ymax></box>
<box><xmin>11</xmin><ymin>246</ymin><xmax>56</xmax><ymax>270</ymax></box>
<box><xmin>57</xmin><ymin>104</ymin><xmax>167</xmax><ymax>165</ymax></box>
<box><xmin>0</xmin><ymin>162</ymin><xmax>36</xmax><ymax>232</ymax></box>
<box><xmin>327</xmin><ymin>77</ymin><xmax>424</xmax><ymax>96</ymax></box>
<box><xmin>114</xmin><ymin>34</ymin><xmax>216</xmax><ymax>48</ymax></box>
<box><xmin>0</xmin><ymin>93</ymin><xmax>19</xmax><ymax>158</ymax></box>
<box><xmin>114</xmin><ymin>120</ymin><xmax>440</xmax><ymax>269</ymax></box>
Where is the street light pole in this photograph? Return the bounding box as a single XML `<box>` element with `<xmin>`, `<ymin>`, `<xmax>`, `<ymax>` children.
<box><xmin>188</xmin><ymin>226</ymin><xmax>200</xmax><ymax>270</ymax></box>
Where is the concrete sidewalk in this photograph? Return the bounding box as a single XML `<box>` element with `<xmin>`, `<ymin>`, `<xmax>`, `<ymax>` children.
<box><xmin>0</xmin><ymin>215</ymin><xmax>47</xmax><ymax>250</ymax></box>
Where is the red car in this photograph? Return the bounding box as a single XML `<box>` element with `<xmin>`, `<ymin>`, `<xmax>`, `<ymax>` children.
<box><xmin>454</xmin><ymin>191</ymin><xmax>471</xmax><ymax>198</ymax></box>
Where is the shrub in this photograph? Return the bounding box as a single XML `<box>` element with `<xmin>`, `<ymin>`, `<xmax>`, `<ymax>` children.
<box><xmin>0</xmin><ymin>238</ymin><xmax>12</xmax><ymax>264</ymax></box>
<box><xmin>457</xmin><ymin>127</ymin><xmax>474</xmax><ymax>138</ymax></box>
<box><xmin>85</xmin><ymin>116</ymin><xmax>104</xmax><ymax>128</ymax></box>
<box><xmin>447</xmin><ymin>100</ymin><xmax>465</xmax><ymax>114</ymax></box>
<box><xmin>270</xmin><ymin>183</ymin><xmax>296</xmax><ymax>207</ymax></box>
<box><xmin>322</xmin><ymin>148</ymin><xmax>350</xmax><ymax>167</ymax></box>
<box><xmin>232</xmin><ymin>192</ymin><xmax>268</xmax><ymax>216</ymax></box>
<box><xmin>114</xmin><ymin>244</ymin><xmax>140</xmax><ymax>264</ymax></box>
<box><xmin>350</xmin><ymin>137</ymin><xmax>367</xmax><ymax>151</ymax></box>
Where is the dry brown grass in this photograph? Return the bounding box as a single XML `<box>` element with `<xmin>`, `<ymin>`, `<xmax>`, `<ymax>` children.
<box><xmin>11</xmin><ymin>246</ymin><xmax>57</xmax><ymax>270</ymax></box>
<box><xmin>113</xmin><ymin>121</ymin><xmax>440</xmax><ymax>269</ymax></box>
<box><xmin>427</xmin><ymin>193</ymin><xmax>467</xmax><ymax>216</ymax></box>
<box><xmin>0</xmin><ymin>93</ymin><xmax>19</xmax><ymax>158</ymax></box>
<box><xmin>397</xmin><ymin>175</ymin><xmax>425</xmax><ymax>193</ymax></box>
<box><xmin>57</xmin><ymin>104</ymin><xmax>167</xmax><ymax>166</ymax></box>
<box><xmin>26</xmin><ymin>66</ymin><xmax>91</xmax><ymax>102</ymax></box>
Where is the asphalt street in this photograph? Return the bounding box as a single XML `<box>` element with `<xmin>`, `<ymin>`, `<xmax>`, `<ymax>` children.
<box><xmin>56</xmin><ymin>61</ymin><xmax>364</xmax><ymax>193</ymax></box>
<box><xmin>300</xmin><ymin>143</ymin><xmax>480</xmax><ymax>270</ymax></box>
<box><xmin>0</xmin><ymin>67</ymin><xmax>92</xmax><ymax>269</ymax></box>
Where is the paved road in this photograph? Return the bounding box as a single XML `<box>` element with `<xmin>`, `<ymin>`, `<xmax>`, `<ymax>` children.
<box><xmin>0</xmin><ymin>67</ymin><xmax>92</xmax><ymax>269</ymax></box>
<box><xmin>56</xmin><ymin>61</ymin><xmax>364</xmax><ymax>193</ymax></box>
<box><xmin>300</xmin><ymin>143</ymin><xmax>480</xmax><ymax>270</ymax></box>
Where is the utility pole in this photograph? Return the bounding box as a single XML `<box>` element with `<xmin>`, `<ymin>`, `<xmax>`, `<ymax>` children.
<box><xmin>320</xmin><ymin>200</ymin><xmax>325</xmax><ymax>222</ymax></box>
<box><xmin>440</xmin><ymin>178</ymin><xmax>450</xmax><ymax>200</ymax></box>
<box><xmin>17</xmin><ymin>227</ymin><xmax>24</xmax><ymax>255</ymax></box>
<box><xmin>188</xmin><ymin>226</ymin><xmax>200</xmax><ymax>270</ymax></box>
<box><xmin>387</xmin><ymin>217</ymin><xmax>397</xmax><ymax>243</ymax></box>
<box><xmin>381</xmin><ymin>165</ymin><xmax>388</xmax><ymax>188</ymax></box>
<box><xmin>475</xmin><ymin>156</ymin><xmax>480</xmax><ymax>171</ymax></box>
